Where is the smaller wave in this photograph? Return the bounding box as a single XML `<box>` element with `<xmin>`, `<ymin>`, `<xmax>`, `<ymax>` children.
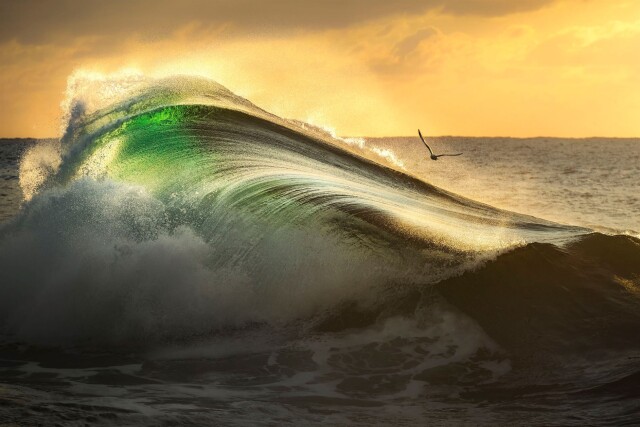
<box><xmin>435</xmin><ymin>233</ymin><xmax>640</xmax><ymax>359</ymax></box>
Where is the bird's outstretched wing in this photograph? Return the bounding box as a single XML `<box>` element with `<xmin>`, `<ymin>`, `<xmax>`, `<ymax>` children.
<box><xmin>417</xmin><ymin>129</ymin><xmax>434</xmax><ymax>156</ymax></box>
<box><xmin>435</xmin><ymin>153</ymin><xmax>463</xmax><ymax>157</ymax></box>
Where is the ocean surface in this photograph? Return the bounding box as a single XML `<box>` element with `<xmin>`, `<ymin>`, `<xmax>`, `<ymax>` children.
<box><xmin>0</xmin><ymin>76</ymin><xmax>639</xmax><ymax>426</ymax></box>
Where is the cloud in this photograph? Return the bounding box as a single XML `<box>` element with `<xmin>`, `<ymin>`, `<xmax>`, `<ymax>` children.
<box><xmin>3</xmin><ymin>0</ymin><xmax>639</xmax><ymax>139</ymax></box>
<box><xmin>439</xmin><ymin>0</ymin><xmax>556</xmax><ymax>16</ymax></box>
<box><xmin>393</xmin><ymin>27</ymin><xmax>439</xmax><ymax>58</ymax></box>
<box><xmin>0</xmin><ymin>0</ymin><xmax>557</xmax><ymax>44</ymax></box>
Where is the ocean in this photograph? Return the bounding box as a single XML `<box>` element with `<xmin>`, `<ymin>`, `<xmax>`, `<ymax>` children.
<box><xmin>0</xmin><ymin>76</ymin><xmax>638</xmax><ymax>425</ymax></box>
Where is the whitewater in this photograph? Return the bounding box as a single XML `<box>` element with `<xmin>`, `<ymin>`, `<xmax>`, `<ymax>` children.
<box><xmin>0</xmin><ymin>75</ymin><xmax>638</xmax><ymax>425</ymax></box>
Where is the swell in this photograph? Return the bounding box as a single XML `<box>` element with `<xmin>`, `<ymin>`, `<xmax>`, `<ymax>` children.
<box><xmin>439</xmin><ymin>233</ymin><xmax>640</xmax><ymax>353</ymax></box>
<box><xmin>318</xmin><ymin>233</ymin><xmax>640</xmax><ymax>358</ymax></box>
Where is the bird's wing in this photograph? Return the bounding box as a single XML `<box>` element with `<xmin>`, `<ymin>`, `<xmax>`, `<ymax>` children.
<box><xmin>436</xmin><ymin>153</ymin><xmax>463</xmax><ymax>157</ymax></box>
<box><xmin>417</xmin><ymin>129</ymin><xmax>434</xmax><ymax>156</ymax></box>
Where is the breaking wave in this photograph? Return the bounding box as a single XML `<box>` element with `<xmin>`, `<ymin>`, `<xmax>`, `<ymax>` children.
<box><xmin>1</xmin><ymin>75</ymin><xmax>637</xmax><ymax>355</ymax></box>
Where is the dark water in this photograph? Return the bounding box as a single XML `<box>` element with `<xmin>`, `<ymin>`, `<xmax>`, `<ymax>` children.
<box><xmin>0</xmin><ymin>77</ymin><xmax>639</xmax><ymax>425</ymax></box>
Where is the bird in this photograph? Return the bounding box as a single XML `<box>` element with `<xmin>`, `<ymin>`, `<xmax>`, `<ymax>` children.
<box><xmin>418</xmin><ymin>129</ymin><xmax>462</xmax><ymax>160</ymax></box>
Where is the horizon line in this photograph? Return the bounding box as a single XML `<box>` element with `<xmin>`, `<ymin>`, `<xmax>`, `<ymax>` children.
<box><xmin>2</xmin><ymin>135</ymin><xmax>640</xmax><ymax>141</ymax></box>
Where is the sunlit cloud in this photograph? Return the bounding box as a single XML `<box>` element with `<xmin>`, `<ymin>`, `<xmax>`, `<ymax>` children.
<box><xmin>0</xmin><ymin>0</ymin><xmax>559</xmax><ymax>44</ymax></box>
<box><xmin>1</xmin><ymin>0</ymin><xmax>639</xmax><ymax>137</ymax></box>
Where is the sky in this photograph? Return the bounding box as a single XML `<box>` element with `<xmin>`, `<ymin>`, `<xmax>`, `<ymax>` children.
<box><xmin>1</xmin><ymin>0</ymin><xmax>639</xmax><ymax>138</ymax></box>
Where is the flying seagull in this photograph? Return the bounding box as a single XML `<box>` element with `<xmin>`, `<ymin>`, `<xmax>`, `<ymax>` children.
<box><xmin>418</xmin><ymin>129</ymin><xmax>462</xmax><ymax>160</ymax></box>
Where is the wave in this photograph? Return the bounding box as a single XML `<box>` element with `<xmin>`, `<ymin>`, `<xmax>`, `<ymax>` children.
<box><xmin>57</xmin><ymin>76</ymin><xmax>586</xmax><ymax>247</ymax></box>
<box><xmin>1</xmin><ymin>75</ymin><xmax>637</xmax><ymax>350</ymax></box>
<box><xmin>320</xmin><ymin>233</ymin><xmax>640</xmax><ymax>352</ymax></box>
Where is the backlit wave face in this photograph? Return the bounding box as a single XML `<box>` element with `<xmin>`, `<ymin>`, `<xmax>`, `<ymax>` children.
<box><xmin>57</xmin><ymin>75</ymin><xmax>584</xmax><ymax>251</ymax></box>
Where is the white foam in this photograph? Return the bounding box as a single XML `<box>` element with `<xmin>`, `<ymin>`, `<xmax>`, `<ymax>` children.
<box><xmin>0</xmin><ymin>179</ymin><xmax>396</xmax><ymax>346</ymax></box>
<box><xmin>18</xmin><ymin>139</ymin><xmax>62</xmax><ymax>201</ymax></box>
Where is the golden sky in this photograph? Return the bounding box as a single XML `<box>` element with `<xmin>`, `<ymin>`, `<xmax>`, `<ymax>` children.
<box><xmin>1</xmin><ymin>0</ymin><xmax>639</xmax><ymax>138</ymax></box>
